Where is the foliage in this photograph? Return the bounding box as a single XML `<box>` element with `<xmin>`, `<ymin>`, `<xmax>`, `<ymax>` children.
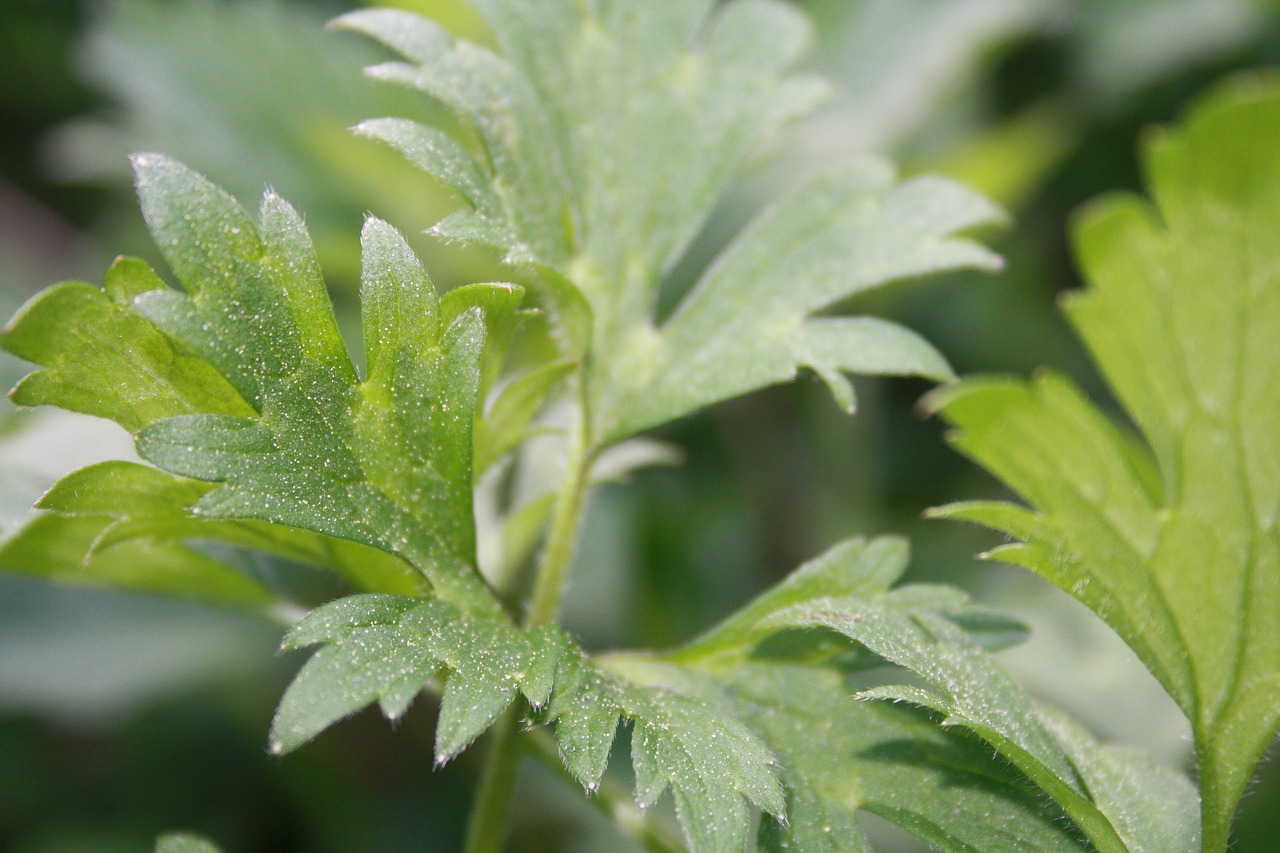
<box><xmin>1</xmin><ymin>1</ymin><xmax>1277</xmax><ymax>851</ymax></box>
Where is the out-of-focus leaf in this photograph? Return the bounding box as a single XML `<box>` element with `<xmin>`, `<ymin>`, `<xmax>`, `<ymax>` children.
<box><xmin>474</xmin><ymin>360</ymin><xmax>574</xmax><ymax>475</ymax></box>
<box><xmin>0</xmin><ymin>513</ymin><xmax>273</xmax><ymax>608</ymax></box>
<box><xmin>47</xmin><ymin>0</ymin><xmax>454</xmax><ymax>277</ymax></box>
<box><xmin>0</xmin><ymin>574</ymin><xmax>278</xmax><ymax>724</ymax></box>
<box><xmin>34</xmin><ymin>460</ymin><xmax>423</xmax><ymax>597</ymax></box>
<box><xmin>156</xmin><ymin>833</ymin><xmax>224</xmax><ymax>853</ymax></box>
<box><xmin>931</xmin><ymin>75</ymin><xmax>1280</xmax><ymax>849</ymax></box>
<box><xmin>1070</xmin><ymin>0</ymin><xmax>1265</xmax><ymax>106</ymax></box>
<box><xmin>796</xmin><ymin>0</ymin><xmax>1053</xmax><ymax>157</ymax></box>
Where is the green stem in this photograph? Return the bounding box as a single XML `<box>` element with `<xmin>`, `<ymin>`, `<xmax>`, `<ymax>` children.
<box><xmin>523</xmin><ymin>403</ymin><xmax>594</xmax><ymax>630</ymax></box>
<box><xmin>461</xmin><ymin>704</ymin><xmax>526</xmax><ymax>853</ymax></box>
<box><xmin>462</xmin><ymin>393</ymin><xmax>596</xmax><ymax>852</ymax></box>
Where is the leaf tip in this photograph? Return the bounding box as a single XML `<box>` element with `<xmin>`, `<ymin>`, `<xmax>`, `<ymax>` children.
<box><xmin>128</xmin><ymin>151</ymin><xmax>176</xmax><ymax>186</ymax></box>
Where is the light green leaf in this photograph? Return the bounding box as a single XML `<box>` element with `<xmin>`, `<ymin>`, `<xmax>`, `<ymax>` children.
<box><xmin>337</xmin><ymin>8</ymin><xmax>570</xmax><ymax>268</ymax></box>
<box><xmin>930</xmin><ymin>74</ymin><xmax>1280</xmax><ymax>850</ymax></box>
<box><xmin>0</xmin><ymin>513</ymin><xmax>272</xmax><ymax>608</ymax></box>
<box><xmin>34</xmin><ymin>460</ymin><xmax>423</xmax><ymax>597</ymax></box>
<box><xmin>1039</xmin><ymin>706</ymin><xmax>1202</xmax><ymax>853</ymax></box>
<box><xmin>341</xmin><ymin>1</ymin><xmax>821</xmax><ymax>281</ymax></box>
<box><xmin>474</xmin><ymin>360</ymin><xmax>575</xmax><ymax>475</ymax></box>
<box><xmin>2</xmin><ymin>259</ymin><xmax>253</xmax><ymax>434</ymax></box>
<box><xmin>661</xmin><ymin>534</ymin><xmax>1090</xmax><ymax>849</ymax></box>
<box><xmin>3</xmin><ymin>155</ymin><xmax>508</xmax><ymax>616</ymax></box>
<box><xmin>596</xmin><ymin>167</ymin><xmax>1002</xmax><ymax>440</ymax></box>
<box><xmin>671</xmin><ymin>535</ymin><xmax>1025</xmax><ymax>666</ymax></box>
<box><xmin>440</xmin><ymin>281</ymin><xmax>527</xmax><ymax>400</ymax></box>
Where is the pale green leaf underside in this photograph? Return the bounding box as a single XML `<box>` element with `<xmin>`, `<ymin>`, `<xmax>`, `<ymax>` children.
<box><xmin>931</xmin><ymin>75</ymin><xmax>1280</xmax><ymax>849</ymax></box>
<box><xmin>671</xmin><ymin>535</ymin><xmax>1023</xmax><ymax>673</ymax></box>
<box><xmin>662</xmin><ymin>534</ymin><xmax>1084</xmax><ymax>851</ymax></box>
<box><xmin>767</xmin><ymin>597</ymin><xmax>1199</xmax><ymax>853</ymax></box>
<box><xmin>340</xmin><ymin>2</ymin><xmax>1002</xmax><ymax>443</ymax></box>
<box><xmin>722</xmin><ymin>664</ymin><xmax>1088</xmax><ymax>853</ymax></box>
<box><xmin>3</xmin><ymin>156</ymin><xmax>508</xmax><ymax>616</ymax></box>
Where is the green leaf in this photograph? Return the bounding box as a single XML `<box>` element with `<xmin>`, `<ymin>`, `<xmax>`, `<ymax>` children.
<box><xmin>46</xmin><ymin>0</ymin><xmax>448</xmax><ymax>267</ymax></box>
<box><xmin>555</xmin><ymin>655</ymin><xmax>786</xmax><ymax>853</ymax></box>
<box><xmin>672</xmin><ymin>535</ymin><xmax>1026</xmax><ymax>666</ymax></box>
<box><xmin>342</xmin><ymin>2</ymin><xmax>996</xmax><ymax>443</ymax></box>
<box><xmin>930</xmin><ymin>74</ymin><xmax>1280</xmax><ymax>850</ymax></box>
<box><xmin>4</xmin><ymin>155</ymin><xmax>508</xmax><ymax>616</ymax></box>
<box><xmin>340</xmin><ymin>1</ymin><xmax>822</xmax><ymax>279</ymax></box>
<box><xmin>273</xmin><ymin>594</ymin><xmax>534</xmax><ymax>758</ymax></box>
<box><xmin>1039</xmin><ymin>706</ymin><xmax>1202</xmax><ymax>853</ymax></box>
<box><xmin>473</xmin><ymin>360</ymin><xmax>575</xmax><ymax>475</ymax></box>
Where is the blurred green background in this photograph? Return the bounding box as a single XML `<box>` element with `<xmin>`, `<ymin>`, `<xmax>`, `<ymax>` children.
<box><xmin>2</xmin><ymin>0</ymin><xmax>1278</xmax><ymax>850</ymax></box>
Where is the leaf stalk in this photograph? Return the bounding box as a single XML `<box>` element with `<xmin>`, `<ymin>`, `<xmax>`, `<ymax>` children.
<box><xmin>463</xmin><ymin>382</ymin><xmax>597</xmax><ymax>852</ymax></box>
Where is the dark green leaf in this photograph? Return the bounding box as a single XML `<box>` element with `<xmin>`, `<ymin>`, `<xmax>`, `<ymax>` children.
<box><xmin>4</xmin><ymin>155</ymin><xmax>507</xmax><ymax>615</ymax></box>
